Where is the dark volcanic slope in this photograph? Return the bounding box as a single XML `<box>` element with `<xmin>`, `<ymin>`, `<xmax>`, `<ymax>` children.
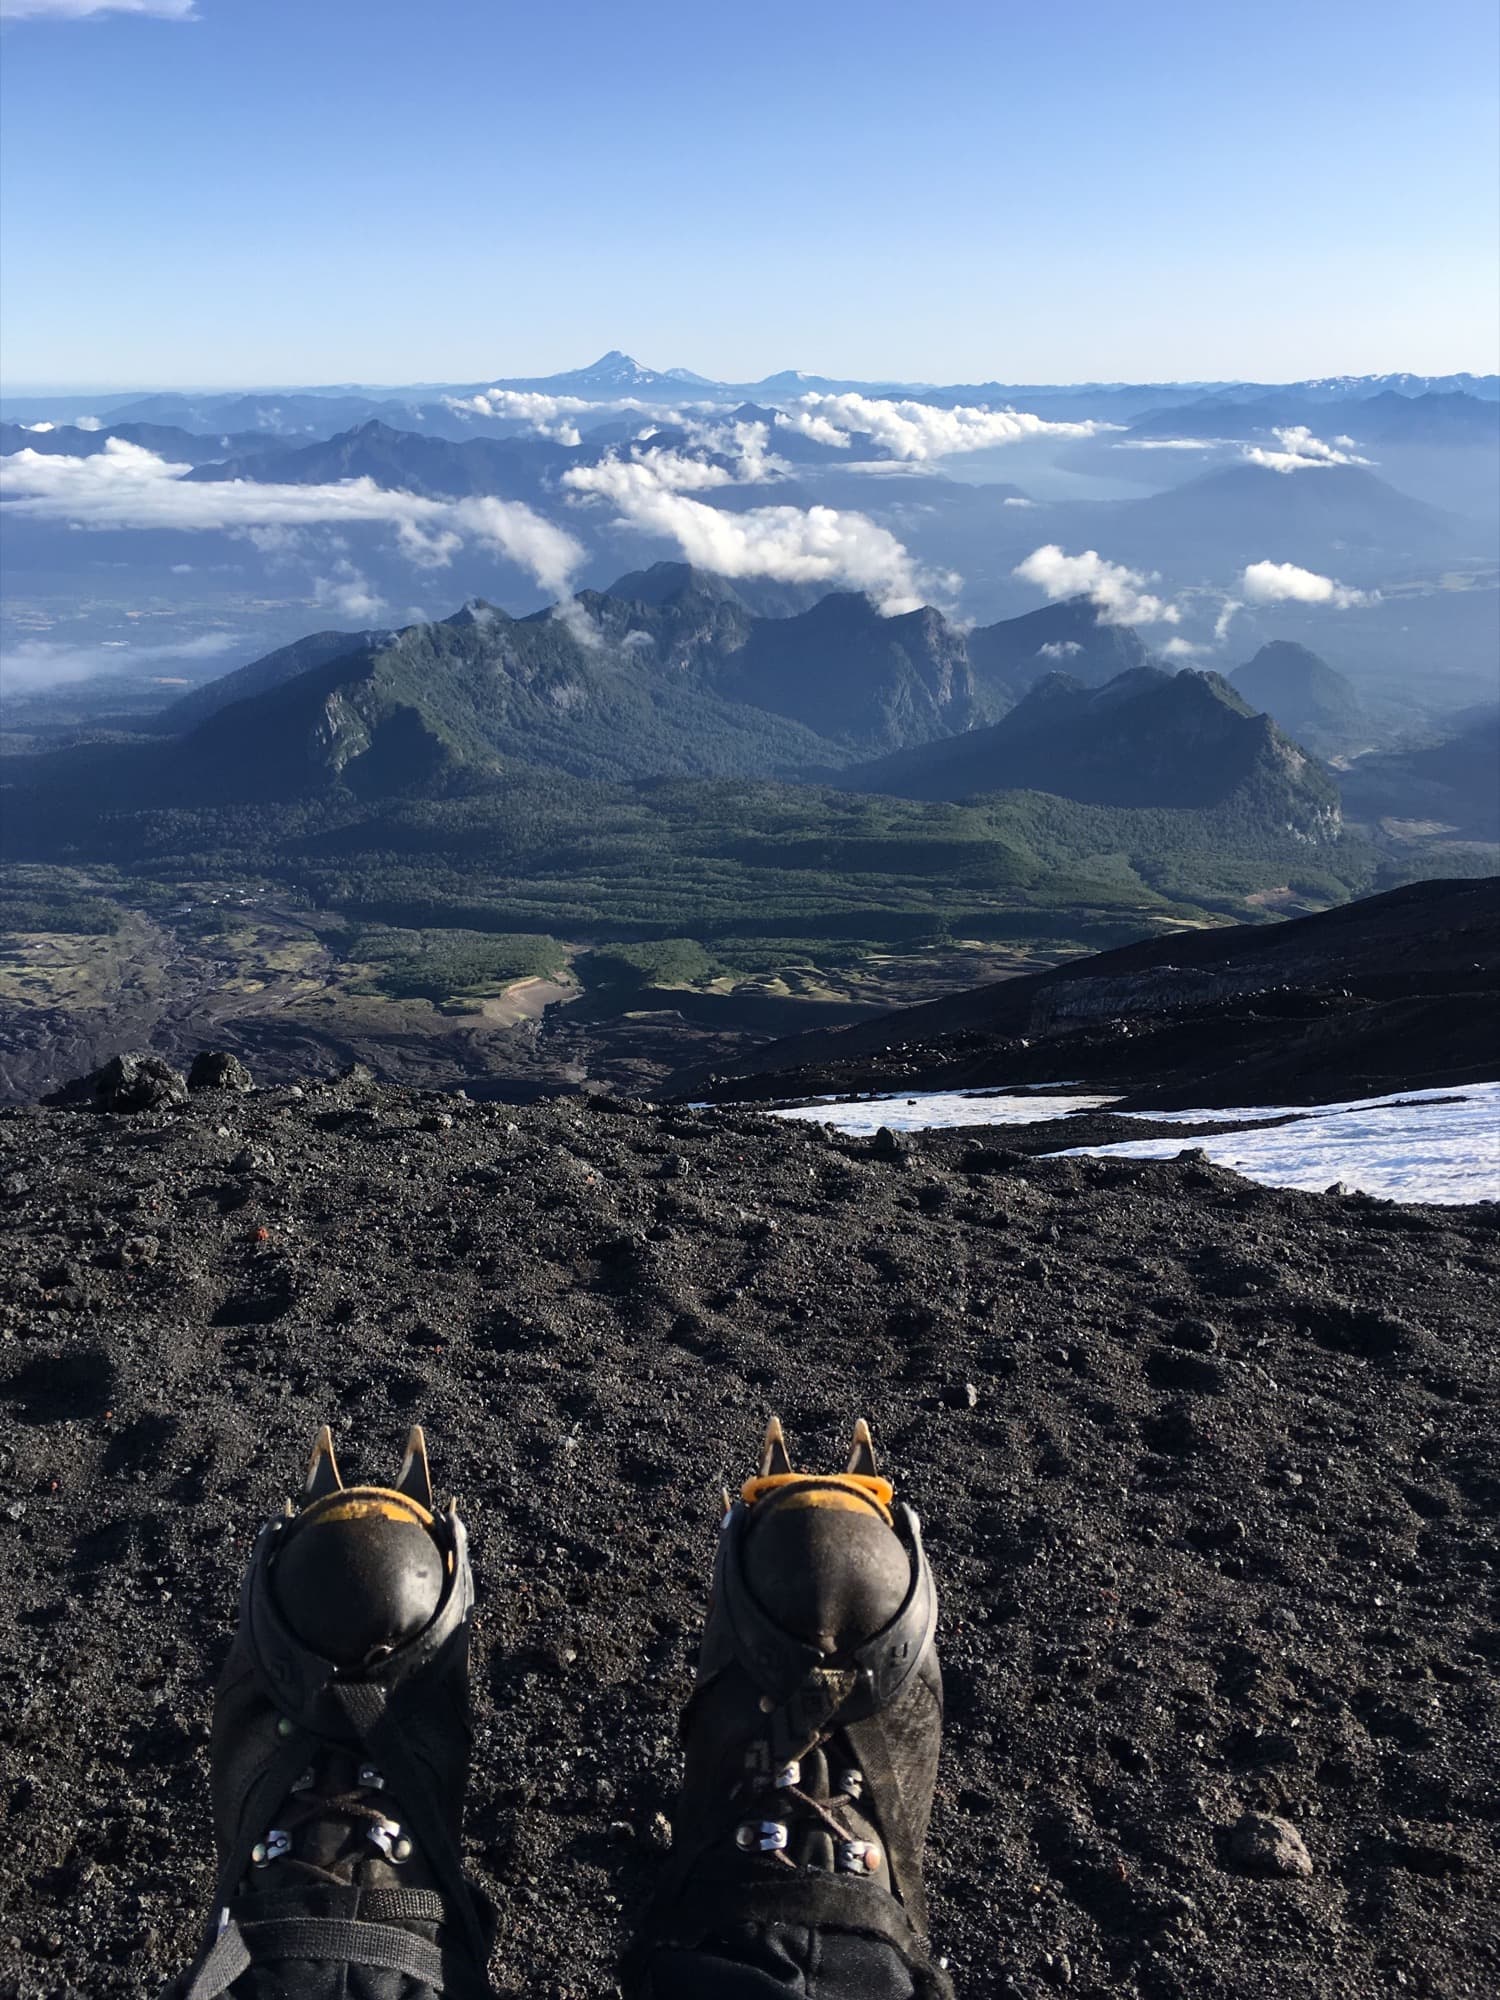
<box><xmin>2</xmin><ymin>1076</ymin><xmax>1497</xmax><ymax>2000</ymax></box>
<box><xmin>689</xmin><ymin>878</ymin><xmax>1500</xmax><ymax>1108</ymax></box>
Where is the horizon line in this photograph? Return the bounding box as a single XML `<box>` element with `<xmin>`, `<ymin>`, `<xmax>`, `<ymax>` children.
<box><xmin>4</xmin><ymin>364</ymin><xmax>1499</xmax><ymax>401</ymax></box>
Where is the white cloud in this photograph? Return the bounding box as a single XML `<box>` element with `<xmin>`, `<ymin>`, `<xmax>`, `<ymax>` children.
<box><xmin>1213</xmin><ymin>598</ymin><xmax>1241</xmax><ymax>643</ymax></box>
<box><xmin>1161</xmin><ymin>636</ymin><xmax>1206</xmax><ymax>657</ymax></box>
<box><xmin>1036</xmin><ymin>639</ymin><xmax>1083</xmax><ymax>659</ymax></box>
<box><xmin>443</xmin><ymin>387</ymin><xmax>725</xmax><ymax>446</ymax></box>
<box><xmin>444</xmin><ymin>387</ymin><xmax>594</xmax><ymax>444</ymax></box>
<box><xmin>562</xmin><ymin>419</ymin><xmax>788</xmax><ymax>503</ymax></box>
<box><xmin>0</xmin><ymin>439</ymin><xmax>585</xmax><ymax>599</ymax></box>
<box><xmin>1113</xmin><ymin>436</ymin><xmax>1222</xmax><ymax>451</ymax></box>
<box><xmin>776</xmin><ymin>392</ymin><xmax>1113</xmax><ymax>461</ymax></box>
<box><xmin>1240</xmin><ymin>559</ymin><xmax>1374</xmax><ymax>609</ymax></box>
<box><xmin>313</xmin><ymin>561</ymin><xmax>387</xmax><ymax>622</ymax></box>
<box><xmin>1002</xmin><ymin>495</ymin><xmax>1037</xmax><ymax>507</ymax></box>
<box><xmin>1013</xmin><ymin>544</ymin><xmax>1182</xmax><ymax>626</ymax></box>
<box><xmin>1</xmin><ymin>629</ymin><xmax>235</xmax><ymax>695</ymax></box>
<box><xmin>0</xmin><ymin>0</ymin><xmax>196</xmax><ymax>15</ymax></box>
<box><xmin>682</xmin><ymin>417</ymin><xmax>788</xmax><ymax>483</ymax></box>
<box><xmin>20</xmin><ymin>420</ymin><xmax>55</xmax><ymax>433</ymax></box>
<box><xmin>563</xmin><ymin>443</ymin><xmax>947</xmax><ymax>614</ymax></box>
<box><xmin>566</xmin><ymin>451</ymin><xmax>734</xmax><ymax>503</ymax></box>
<box><xmin>1243</xmin><ymin>425</ymin><xmax>1372</xmax><ymax>474</ymax></box>
<box><xmin>549</xmin><ymin>596</ymin><xmax>604</xmax><ymax>649</ymax></box>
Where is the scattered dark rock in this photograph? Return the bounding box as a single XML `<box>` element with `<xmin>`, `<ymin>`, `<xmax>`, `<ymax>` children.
<box><xmin>1229</xmin><ymin>1811</ymin><xmax>1314</xmax><ymax>1878</ymax></box>
<box><xmin>45</xmin><ymin>1051</ymin><xmax>188</xmax><ymax>1115</ymax></box>
<box><xmin>186</xmin><ymin>1051</ymin><xmax>254</xmax><ymax>1094</ymax></box>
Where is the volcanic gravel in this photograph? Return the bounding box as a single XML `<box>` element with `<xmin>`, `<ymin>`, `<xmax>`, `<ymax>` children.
<box><xmin>1</xmin><ymin>1069</ymin><xmax>1497</xmax><ymax>2000</ymax></box>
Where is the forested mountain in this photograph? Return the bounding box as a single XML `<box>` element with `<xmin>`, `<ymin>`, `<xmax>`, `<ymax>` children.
<box><xmin>160</xmin><ymin>607</ymin><xmax>844</xmax><ymax>797</ymax></box>
<box><xmin>841</xmin><ymin>665</ymin><xmax>1341</xmax><ymax>831</ymax></box>
<box><xmin>966</xmin><ymin>599</ymin><xmax>1157</xmax><ymax>715</ymax></box>
<box><xmin>156</xmin><ymin>627</ymin><xmax>386</xmax><ymax>733</ymax></box>
<box><xmin>598</xmin><ymin>560</ymin><xmax>818</xmax><ymax>619</ymax></box>
<box><xmin>1231</xmin><ymin>641</ymin><xmax>1366</xmax><ymax>755</ymax></box>
<box><xmin>716</xmin><ymin>593</ymin><xmax>974</xmax><ymax>748</ymax></box>
<box><xmin>150</xmin><ymin>572</ymin><xmax>1010</xmax><ymax>760</ymax></box>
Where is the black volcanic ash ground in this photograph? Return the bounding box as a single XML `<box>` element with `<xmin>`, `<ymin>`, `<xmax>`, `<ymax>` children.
<box><xmin>0</xmin><ymin>1074</ymin><xmax>1496</xmax><ymax>2000</ymax></box>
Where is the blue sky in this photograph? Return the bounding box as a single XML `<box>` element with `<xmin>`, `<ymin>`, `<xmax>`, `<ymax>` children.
<box><xmin>1</xmin><ymin>0</ymin><xmax>1496</xmax><ymax>388</ymax></box>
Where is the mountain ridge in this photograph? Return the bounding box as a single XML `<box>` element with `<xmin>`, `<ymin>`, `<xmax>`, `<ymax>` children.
<box><xmin>840</xmin><ymin>664</ymin><xmax>1341</xmax><ymax>831</ymax></box>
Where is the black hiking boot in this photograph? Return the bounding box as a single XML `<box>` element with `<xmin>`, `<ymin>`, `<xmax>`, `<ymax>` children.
<box><xmin>165</xmin><ymin>1426</ymin><xmax>493</xmax><ymax>1999</ymax></box>
<box><xmin>640</xmin><ymin>1419</ymin><xmax>953</xmax><ymax>1999</ymax></box>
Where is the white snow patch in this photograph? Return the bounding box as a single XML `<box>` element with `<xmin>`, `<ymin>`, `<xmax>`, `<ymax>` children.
<box><xmin>1061</xmin><ymin>1082</ymin><xmax>1500</xmax><ymax>1205</ymax></box>
<box><xmin>768</xmin><ymin>1088</ymin><xmax>1118</xmax><ymax>1134</ymax></box>
<box><xmin>758</xmin><ymin>1079</ymin><xmax>1499</xmax><ymax>1206</ymax></box>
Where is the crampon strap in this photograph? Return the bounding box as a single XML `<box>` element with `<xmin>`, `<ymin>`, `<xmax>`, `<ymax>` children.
<box><xmin>182</xmin><ymin>1913</ymin><xmax>447</xmax><ymax>1997</ymax></box>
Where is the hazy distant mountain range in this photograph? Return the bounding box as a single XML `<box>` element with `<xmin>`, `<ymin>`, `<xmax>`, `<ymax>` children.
<box><xmin>3</xmin><ymin>353</ymin><xmax>1496</xmax><ymax>733</ymax></box>
<box><xmin>1120</xmin><ymin>390</ymin><xmax>1500</xmax><ymax>448</ymax></box>
<box><xmin>4</xmin><ymin>353</ymin><xmax>1496</xmax><ymax>434</ymax></box>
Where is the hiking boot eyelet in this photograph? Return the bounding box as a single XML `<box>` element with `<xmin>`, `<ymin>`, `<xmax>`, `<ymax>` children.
<box><xmin>366</xmin><ymin>1817</ymin><xmax>406</xmax><ymax>1859</ymax></box>
<box><xmin>772</xmin><ymin>1759</ymin><xmax>801</xmax><ymax>1789</ymax></box>
<box><xmin>836</xmin><ymin>1838</ymin><xmax>881</xmax><ymax>1874</ymax></box>
<box><xmin>357</xmin><ymin>1762</ymin><xmax>385</xmax><ymax>1790</ymax></box>
<box><xmin>252</xmin><ymin>1830</ymin><xmax>290</xmax><ymax>1867</ymax></box>
<box><xmin>735</xmin><ymin>1820</ymin><xmax>788</xmax><ymax>1853</ymax></box>
<box><xmin>838</xmin><ymin>1768</ymin><xmax>864</xmax><ymax>1798</ymax></box>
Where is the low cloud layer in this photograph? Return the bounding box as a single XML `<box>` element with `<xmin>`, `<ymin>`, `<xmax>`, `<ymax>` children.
<box><xmin>1013</xmin><ymin>544</ymin><xmax>1181</xmax><ymax>626</ymax></box>
<box><xmin>1114</xmin><ymin>437</ymin><xmax>1222</xmax><ymax>452</ymax></box>
<box><xmin>1244</xmin><ymin>426</ymin><xmax>1371</xmax><ymax>474</ymax></box>
<box><xmin>778</xmin><ymin>392</ymin><xmax>1111</xmax><ymax>461</ymax></box>
<box><xmin>0</xmin><ymin>0</ymin><xmax>195</xmax><ymax>15</ymax></box>
<box><xmin>313</xmin><ymin>561</ymin><xmax>387</xmax><ymax>622</ymax></box>
<box><xmin>1240</xmin><ymin>559</ymin><xmax>1373</xmax><ymax>608</ymax></box>
<box><xmin>1</xmin><ymin>439</ymin><xmax>585</xmax><ymax>599</ymax></box>
<box><xmin>1</xmin><ymin>629</ymin><xmax>236</xmax><ymax>696</ymax></box>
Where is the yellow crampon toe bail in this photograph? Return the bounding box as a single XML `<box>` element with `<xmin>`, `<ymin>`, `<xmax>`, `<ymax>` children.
<box><xmin>274</xmin><ymin>1424</ymin><xmax>454</xmax><ymax>1667</ymax></box>
<box><xmin>740</xmin><ymin>1416</ymin><xmax>895</xmax><ymax>1519</ymax></box>
<box><xmin>299</xmin><ymin>1421</ymin><xmax>438</xmax><ymax>1529</ymax></box>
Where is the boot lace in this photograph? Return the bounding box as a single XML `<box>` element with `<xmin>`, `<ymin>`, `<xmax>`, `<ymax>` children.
<box><xmin>734</xmin><ymin>1737</ymin><xmax>880</xmax><ymax>1876</ymax></box>
<box><xmin>251</xmin><ymin>1760</ymin><xmax>412</xmax><ymax>1888</ymax></box>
